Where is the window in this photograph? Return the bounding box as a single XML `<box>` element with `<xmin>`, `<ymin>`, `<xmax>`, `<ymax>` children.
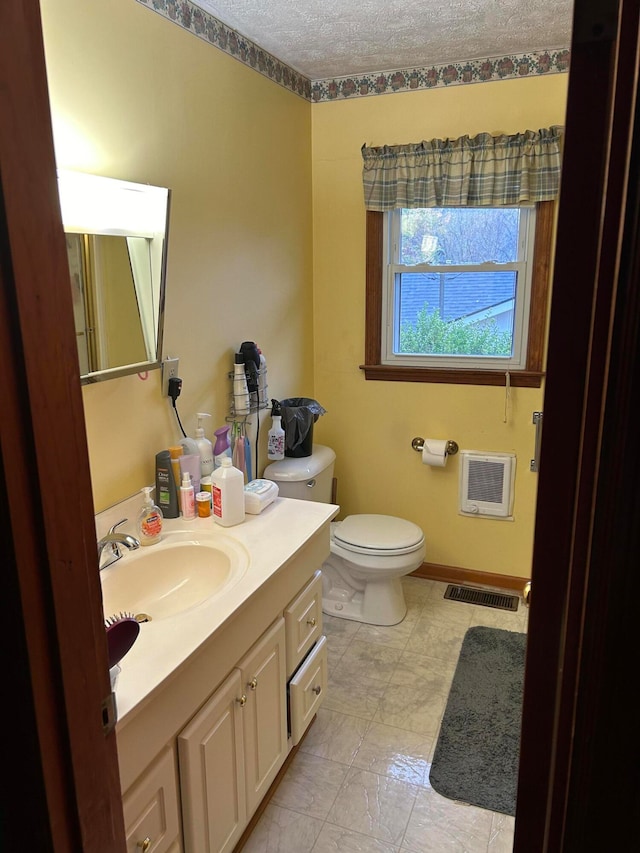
<box><xmin>362</xmin><ymin>201</ymin><xmax>554</xmax><ymax>387</ymax></box>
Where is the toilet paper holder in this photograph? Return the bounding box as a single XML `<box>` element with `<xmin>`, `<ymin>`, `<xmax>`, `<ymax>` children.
<box><xmin>411</xmin><ymin>437</ymin><xmax>459</xmax><ymax>456</ymax></box>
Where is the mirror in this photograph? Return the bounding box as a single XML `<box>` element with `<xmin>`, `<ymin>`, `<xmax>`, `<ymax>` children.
<box><xmin>58</xmin><ymin>170</ymin><xmax>171</xmax><ymax>384</ymax></box>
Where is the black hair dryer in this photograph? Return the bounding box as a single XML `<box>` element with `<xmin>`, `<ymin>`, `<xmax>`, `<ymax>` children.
<box><xmin>240</xmin><ymin>341</ymin><xmax>260</xmax><ymax>392</ymax></box>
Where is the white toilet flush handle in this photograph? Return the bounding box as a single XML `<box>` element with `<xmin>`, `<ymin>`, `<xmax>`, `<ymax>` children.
<box><xmin>306</xmin><ymin>478</ymin><xmax>316</xmax><ymax>488</ymax></box>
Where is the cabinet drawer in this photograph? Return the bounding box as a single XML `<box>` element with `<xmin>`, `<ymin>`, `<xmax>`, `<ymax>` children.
<box><xmin>284</xmin><ymin>570</ymin><xmax>322</xmax><ymax>677</ymax></box>
<box><xmin>122</xmin><ymin>747</ymin><xmax>180</xmax><ymax>853</ymax></box>
<box><xmin>288</xmin><ymin>635</ymin><xmax>327</xmax><ymax>746</ymax></box>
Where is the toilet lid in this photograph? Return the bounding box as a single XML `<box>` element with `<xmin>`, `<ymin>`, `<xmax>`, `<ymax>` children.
<box><xmin>333</xmin><ymin>514</ymin><xmax>425</xmax><ymax>557</ymax></box>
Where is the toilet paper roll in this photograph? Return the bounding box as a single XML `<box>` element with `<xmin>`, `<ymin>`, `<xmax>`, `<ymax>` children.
<box><xmin>422</xmin><ymin>438</ymin><xmax>449</xmax><ymax>467</ymax></box>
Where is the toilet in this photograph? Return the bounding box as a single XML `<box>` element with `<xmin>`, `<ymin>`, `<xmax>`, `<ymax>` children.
<box><xmin>263</xmin><ymin>445</ymin><xmax>426</xmax><ymax>626</ymax></box>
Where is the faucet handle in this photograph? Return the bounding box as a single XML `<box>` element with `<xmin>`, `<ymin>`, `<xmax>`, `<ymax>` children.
<box><xmin>104</xmin><ymin>518</ymin><xmax>129</xmax><ymax>562</ymax></box>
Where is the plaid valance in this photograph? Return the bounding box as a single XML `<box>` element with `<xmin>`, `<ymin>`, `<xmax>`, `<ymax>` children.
<box><xmin>361</xmin><ymin>126</ymin><xmax>563</xmax><ymax>210</ymax></box>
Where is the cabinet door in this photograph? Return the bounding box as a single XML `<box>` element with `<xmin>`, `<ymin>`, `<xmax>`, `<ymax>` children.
<box><xmin>178</xmin><ymin>669</ymin><xmax>247</xmax><ymax>853</ymax></box>
<box><xmin>122</xmin><ymin>747</ymin><xmax>180</xmax><ymax>853</ymax></box>
<box><xmin>238</xmin><ymin>617</ymin><xmax>288</xmax><ymax>818</ymax></box>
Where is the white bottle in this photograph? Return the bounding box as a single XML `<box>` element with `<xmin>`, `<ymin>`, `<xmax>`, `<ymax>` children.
<box><xmin>195</xmin><ymin>412</ymin><xmax>214</xmax><ymax>477</ymax></box>
<box><xmin>267</xmin><ymin>401</ymin><xmax>285</xmax><ymax>460</ymax></box>
<box><xmin>211</xmin><ymin>457</ymin><xmax>245</xmax><ymax>527</ymax></box>
<box><xmin>233</xmin><ymin>353</ymin><xmax>250</xmax><ymax>415</ymax></box>
<box><xmin>180</xmin><ymin>471</ymin><xmax>196</xmax><ymax>519</ymax></box>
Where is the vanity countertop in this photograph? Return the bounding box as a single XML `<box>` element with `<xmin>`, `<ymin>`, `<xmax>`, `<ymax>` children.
<box><xmin>104</xmin><ymin>497</ymin><xmax>338</xmax><ymax>726</ymax></box>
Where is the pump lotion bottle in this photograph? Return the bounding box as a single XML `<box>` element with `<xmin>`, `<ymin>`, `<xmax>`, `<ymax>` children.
<box><xmin>195</xmin><ymin>412</ymin><xmax>214</xmax><ymax>477</ymax></box>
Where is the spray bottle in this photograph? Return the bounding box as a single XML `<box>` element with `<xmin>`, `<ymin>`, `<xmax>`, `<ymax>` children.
<box><xmin>195</xmin><ymin>412</ymin><xmax>214</xmax><ymax>477</ymax></box>
<box><xmin>267</xmin><ymin>399</ymin><xmax>285</xmax><ymax>461</ymax></box>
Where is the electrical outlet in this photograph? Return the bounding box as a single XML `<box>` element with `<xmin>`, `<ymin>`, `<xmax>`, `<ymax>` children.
<box><xmin>162</xmin><ymin>357</ymin><xmax>180</xmax><ymax>397</ymax></box>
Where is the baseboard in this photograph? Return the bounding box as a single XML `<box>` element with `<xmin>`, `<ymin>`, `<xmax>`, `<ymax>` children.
<box><xmin>410</xmin><ymin>562</ymin><xmax>528</xmax><ymax>594</ymax></box>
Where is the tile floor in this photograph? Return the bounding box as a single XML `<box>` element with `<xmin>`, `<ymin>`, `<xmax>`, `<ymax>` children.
<box><xmin>243</xmin><ymin>576</ymin><xmax>529</xmax><ymax>853</ymax></box>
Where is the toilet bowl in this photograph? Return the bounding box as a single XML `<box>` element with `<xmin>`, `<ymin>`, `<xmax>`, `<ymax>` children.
<box><xmin>263</xmin><ymin>446</ymin><xmax>426</xmax><ymax>626</ymax></box>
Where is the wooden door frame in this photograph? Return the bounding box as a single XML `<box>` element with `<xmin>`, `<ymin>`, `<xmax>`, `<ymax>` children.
<box><xmin>0</xmin><ymin>2</ymin><xmax>125</xmax><ymax>850</ymax></box>
<box><xmin>3</xmin><ymin>0</ymin><xmax>639</xmax><ymax>850</ymax></box>
<box><xmin>516</xmin><ymin>0</ymin><xmax>640</xmax><ymax>849</ymax></box>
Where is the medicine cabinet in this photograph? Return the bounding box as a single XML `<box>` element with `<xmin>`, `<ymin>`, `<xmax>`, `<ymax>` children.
<box><xmin>57</xmin><ymin>170</ymin><xmax>171</xmax><ymax>384</ymax></box>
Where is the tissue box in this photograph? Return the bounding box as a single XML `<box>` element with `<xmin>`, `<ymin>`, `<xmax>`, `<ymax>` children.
<box><xmin>244</xmin><ymin>479</ymin><xmax>279</xmax><ymax>514</ymax></box>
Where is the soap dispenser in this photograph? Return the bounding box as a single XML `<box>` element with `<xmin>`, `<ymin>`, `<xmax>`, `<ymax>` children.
<box><xmin>137</xmin><ymin>486</ymin><xmax>163</xmax><ymax>546</ymax></box>
<box><xmin>195</xmin><ymin>412</ymin><xmax>214</xmax><ymax>477</ymax></box>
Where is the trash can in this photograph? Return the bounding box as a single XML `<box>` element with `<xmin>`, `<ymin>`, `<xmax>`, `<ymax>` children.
<box><xmin>279</xmin><ymin>398</ymin><xmax>326</xmax><ymax>457</ymax></box>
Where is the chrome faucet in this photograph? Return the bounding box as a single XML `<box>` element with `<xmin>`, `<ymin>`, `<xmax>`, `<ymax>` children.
<box><xmin>98</xmin><ymin>518</ymin><xmax>140</xmax><ymax>570</ymax></box>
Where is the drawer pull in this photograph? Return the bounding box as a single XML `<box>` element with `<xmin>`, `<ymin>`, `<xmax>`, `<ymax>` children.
<box><xmin>248</xmin><ymin>677</ymin><xmax>258</xmax><ymax>690</ymax></box>
<box><xmin>311</xmin><ymin>685</ymin><xmax>322</xmax><ymax>696</ymax></box>
<box><xmin>137</xmin><ymin>839</ymin><xmax>152</xmax><ymax>852</ymax></box>
<box><xmin>237</xmin><ymin>694</ymin><xmax>247</xmax><ymax>707</ymax></box>
<box><xmin>306</xmin><ymin>617</ymin><xmax>317</xmax><ymax>627</ymax></box>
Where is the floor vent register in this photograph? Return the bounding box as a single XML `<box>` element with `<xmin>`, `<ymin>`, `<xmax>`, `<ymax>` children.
<box><xmin>443</xmin><ymin>584</ymin><xmax>519</xmax><ymax>612</ymax></box>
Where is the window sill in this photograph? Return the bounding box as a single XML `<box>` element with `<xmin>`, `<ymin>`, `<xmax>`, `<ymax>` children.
<box><xmin>359</xmin><ymin>364</ymin><xmax>545</xmax><ymax>387</ymax></box>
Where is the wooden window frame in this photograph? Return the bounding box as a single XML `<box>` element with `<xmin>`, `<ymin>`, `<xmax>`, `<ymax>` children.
<box><xmin>360</xmin><ymin>200</ymin><xmax>554</xmax><ymax>387</ymax></box>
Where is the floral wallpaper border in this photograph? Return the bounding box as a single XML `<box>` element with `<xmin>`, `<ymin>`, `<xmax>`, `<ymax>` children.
<box><xmin>135</xmin><ymin>0</ymin><xmax>570</xmax><ymax>102</ymax></box>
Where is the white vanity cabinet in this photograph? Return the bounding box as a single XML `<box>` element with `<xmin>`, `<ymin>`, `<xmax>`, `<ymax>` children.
<box><xmin>178</xmin><ymin>618</ymin><xmax>287</xmax><ymax>853</ymax></box>
<box><xmin>111</xmin><ymin>502</ymin><xmax>338</xmax><ymax>853</ymax></box>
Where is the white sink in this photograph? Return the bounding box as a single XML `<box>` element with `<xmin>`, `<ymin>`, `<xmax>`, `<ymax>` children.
<box><xmin>100</xmin><ymin>531</ymin><xmax>250</xmax><ymax>621</ymax></box>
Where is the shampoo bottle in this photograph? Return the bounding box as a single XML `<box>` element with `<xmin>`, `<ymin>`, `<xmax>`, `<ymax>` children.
<box><xmin>195</xmin><ymin>412</ymin><xmax>214</xmax><ymax>477</ymax></box>
<box><xmin>180</xmin><ymin>471</ymin><xmax>196</xmax><ymax>519</ymax></box>
<box><xmin>137</xmin><ymin>486</ymin><xmax>163</xmax><ymax>546</ymax></box>
<box><xmin>155</xmin><ymin>449</ymin><xmax>179</xmax><ymax>518</ymax></box>
<box><xmin>267</xmin><ymin>399</ymin><xmax>285</xmax><ymax>460</ymax></box>
<box><xmin>211</xmin><ymin>457</ymin><xmax>245</xmax><ymax>527</ymax></box>
<box><xmin>233</xmin><ymin>353</ymin><xmax>250</xmax><ymax>415</ymax></box>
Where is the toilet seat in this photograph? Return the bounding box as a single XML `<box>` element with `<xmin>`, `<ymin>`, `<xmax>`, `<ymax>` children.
<box><xmin>332</xmin><ymin>514</ymin><xmax>425</xmax><ymax>557</ymax></box>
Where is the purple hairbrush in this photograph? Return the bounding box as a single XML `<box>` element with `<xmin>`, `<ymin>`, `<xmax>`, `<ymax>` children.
<box><xmin>105</xmin><ymin>612</ymin><xmax>140</xmax><ymax>668</ymax></box>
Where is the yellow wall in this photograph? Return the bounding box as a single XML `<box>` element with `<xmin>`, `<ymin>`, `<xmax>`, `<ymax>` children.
<box><xmin>41</xmin><ymin>0</ymin><xmax>313</xmax><ymax>510</ymax></box>
<box><xmin>42</xmin><ymin>0</ymin><xmax>568</xmax><ymax>578</ymax></box>
<box><xmin>311</xmin><ymin>76</ymin><xmax>568</xmax><ymax>578</ymax></box>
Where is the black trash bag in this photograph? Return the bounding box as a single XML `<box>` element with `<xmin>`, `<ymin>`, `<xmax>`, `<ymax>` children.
<box><xmin>278</xmin><ymin>397</ymin><xmax>326</xmax><ymax>457</ymax></box>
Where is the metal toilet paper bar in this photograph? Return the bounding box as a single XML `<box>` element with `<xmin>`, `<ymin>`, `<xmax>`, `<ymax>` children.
<box><xmin>411</xmin><ymin>437</ymin><xmax>459</xmax><ymax>456</ymax></box>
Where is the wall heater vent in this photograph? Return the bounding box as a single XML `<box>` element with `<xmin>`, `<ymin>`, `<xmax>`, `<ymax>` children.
<box><xmin>459</xmin><ymin>451</ymin><xmax>516</xmax><ymax>519</ymax></box>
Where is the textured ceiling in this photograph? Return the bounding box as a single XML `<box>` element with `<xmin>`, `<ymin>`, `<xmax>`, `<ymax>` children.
<box><xmin>191</xmin><ymin>0</ymin><xmax>574</xmax><ymax>80</ymax></box>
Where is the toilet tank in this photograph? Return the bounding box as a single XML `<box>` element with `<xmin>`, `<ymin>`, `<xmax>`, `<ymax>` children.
<box><xmin>263</xmin><ymin>445</ymin><xmax>336</xmax><ymax>503</ymax></box>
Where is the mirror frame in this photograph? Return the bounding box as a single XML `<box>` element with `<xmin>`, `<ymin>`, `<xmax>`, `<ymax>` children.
<box><xmin>57</xmin><ymin>170</ymin><xmax>171</xmax><ymax>384</ymax></box>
